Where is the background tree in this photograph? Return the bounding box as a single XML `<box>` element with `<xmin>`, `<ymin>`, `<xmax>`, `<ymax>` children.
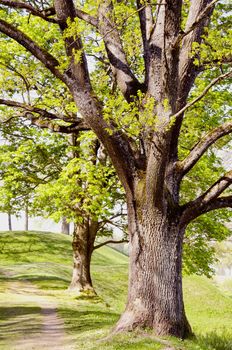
<box><xmin>0</xmin><ymin>0</ymin><xmax>231</xmax><ymax>338</ymax></box>
<box><xmin>34</xmin><ymin>130</ymin><xmax>127</xmax><ymax>294</ymax></box>
<box><xmin>0</xmin><ymin>116</ymin><xmax>127</xmax><ymax>294</ymax></box>
<box><xmin>0</xmin><ymin>119</ymin><xmax>68</xmax><ymax>227</ymax></box>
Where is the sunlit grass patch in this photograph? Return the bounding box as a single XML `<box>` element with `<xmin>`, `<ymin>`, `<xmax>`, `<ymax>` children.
<box><xmin>1</xmin><ymin>231</ymin><xmax>232</xmax><ymax>350</ymax></box>
<box><xmin>184</xmin><ymin>275</ymin><xmax>232</xmax><ymax>335</ymax></box>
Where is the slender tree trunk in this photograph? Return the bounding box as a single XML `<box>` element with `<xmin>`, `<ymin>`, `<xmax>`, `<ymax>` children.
<box><xmin>25</xmin><ymin>205</ymin><xmax>29</xmax><ymax>231</ymax></box>
<box><xmin>68</xmin><ymin>219</ymin><xmax>98</xmax><ymax>294</ymax></box>
<box><xmin>115</xmin><ymin>196</ymin><xmax>192</xmax><ymax>338</ymax></box>
<box><xmin>8</xmin><ymin>212</ymin><xmax>12</xmax><ymax>231</ymax></box>
<box><xmin>61</xmin><ymin>217</ymin><xmax>70</xmax><ymax>235</ymax></box>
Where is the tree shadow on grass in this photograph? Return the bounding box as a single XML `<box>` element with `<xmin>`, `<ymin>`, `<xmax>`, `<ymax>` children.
<box><xmin>0</xmin><ymin>273</ymin><xmax>69</xmax><ymax>286</ymax></box>
<box><xmin>196</xmin><ymin>332</ymin><xmax>232</xmax><ymax>350</ymax></box>
<box><xmin>0</xmin><ymin>306</ymin><xmax>42</xmax><ymax>340</ymax></box>
<box><xmin>59</xmin><ymin>308</ymin><xmax>119</xmax><ymax>333</ymax></box>
<box><xmin>0</xmin><ymin>306</ymin><xmax>41</xmax><ymax>321</ymax></box>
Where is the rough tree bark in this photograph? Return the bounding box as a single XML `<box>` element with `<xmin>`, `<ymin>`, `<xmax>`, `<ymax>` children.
<box><xmin>0</xmin><ymin>0</ymin><xmax>231</xmax><ymax>339</ymax></box>
<box><xmin>114</xmin><ymin>185</ymin><xmax>191</xmax><ymax>337</ymax></box>
<box><xmin>68</xmin><ymin>218</ymin><xmax>98</xmax><ymax>294</ymax></box>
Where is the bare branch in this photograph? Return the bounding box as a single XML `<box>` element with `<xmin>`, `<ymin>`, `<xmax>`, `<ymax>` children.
<box><xmin>0</xmin><ymin>19</ymin><xmax>66</xmax><ymax>82</ymax></box>
<box><xmin>0</xmin><ymin>0</ymin><xmax>58</xmax><ymax>23</ymax></box>
<box><xmin>173</xmin><ymin>70</ymin><xmax>232</xmax><ymax>119</ymax></box>
<box><xmin>181</xmin><ymin>196</ymin><xmax>232</xmax><ymax>228</ymax></box>
<box><xmin>177</xmin><ymin>120</ymin><xmax>232</xmax><ymax>177</ymax></box>
<box><xmin>94</xmin><ymin>239</ymin><xmax>128</xmax><ymax>250</ymax></box>
<box><xmin>180</xmin><ymin>171</ymin><xmax>232</xmax><ymax>227</ymax></box>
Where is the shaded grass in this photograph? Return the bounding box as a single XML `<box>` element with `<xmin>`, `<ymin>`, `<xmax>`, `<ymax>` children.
<box><xmin>0</xmin><ymin>231</ymin><xmax>232</xmax><ymax>350</ymax></box>
<box><xmin>0</xmin><ymin>282</ymin><xmax>43</xmax><ymax>349</ymax></box>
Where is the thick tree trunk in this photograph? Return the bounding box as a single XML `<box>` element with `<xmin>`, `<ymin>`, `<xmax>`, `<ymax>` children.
<box><xmin>115</xmin><ymin>199</ymin><xmax>192</xmax><ymax>338</ymax></box>
<box><xmin>61</xmin><ymin>217</ymin><xmax>70</xmax><ymax>235</ymax></box>
<box><xmin>68</xmin><ymin>219</ymin><xmax>98</xmax><ymax>294</ymax></box>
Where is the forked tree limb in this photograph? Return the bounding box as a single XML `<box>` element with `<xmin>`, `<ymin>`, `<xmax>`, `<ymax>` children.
<box><xmin>98</xmin><ymin>1</ymin><xmax>143</xmax><ymax>101</ymax></box>
<box><xmin>203</xmin><ymin>195</ymin><xmax>232</xmax><ymax>213</ymax></box>
<box><xmin>173</xmin><ymin>70</ymin><xmax>232</xmax><ymax>119</ymax></box>
<box><xmin>0</xmin><ymin>0</ymin><xmax>58</xmax><ymax>23</ymax></box>
<box><xmin>174</xmin><ymin>0</ymin><xmax>219</xmax><ymax>47</ymax></box>
<box><xmin>169</xmin><ymin>0</ymin><xmax>218</xmax><ymax>160</ymax></box>
<box><xmin>180</xmin><ymin>171</ymin><xmax>232</xmax><ymax>227</ymax></box>
<box><xmin>178</xmin><ymin>0</ymin><xmax>216</xmax><ymax>104</ymax></box>
<box><xmin>0</xmin><ymin>0</ymin><xmax>99</xmax><ymax>27</ymax></box>
<box><xmin>177</xmin><ymin>120</ymin><xmax>232</xmax><ymax>177</ymax></box>
<box><xmin>136</xmin><ymin>0</ymin><xmax>153</xmax><ymax>85</ymax></box>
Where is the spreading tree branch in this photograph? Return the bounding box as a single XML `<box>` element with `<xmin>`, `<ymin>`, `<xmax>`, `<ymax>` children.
<box><xmin>203</xmin><ymin>195</ymin><xmax>232</xmax><ymax>213</ymax></box>
<box><xmin>94</xmin><ymin>239</ymin><xmax>128</xmax><ymax>250</ymax></box>
<box><xmin>180</xmin><ymin>170</ymin><xmax>232</xmax><ymax>227</ymax></box>
<box><xmin>178</xmin><ymin>120</ymin><xmax>232</xmax><ymax>177</ymax></box>
<box><xmin>174</xmin><ymin>0</ymin><xmax>219</xmax><ymax>48</ymax></box>
<box><xmin>0</xmin><ymin>98</ymin><xmax>66</xmax><ymax>120</ymax></box>
<box><xmin>178</xmin><ymin>0</ymin><xmax>216</xmax><ymax>105</ymax></box>
<box><xmin>75</xmin><ymin>8</ymin><xmax>98</xmax><ymax>27</ymax></box>
<box><xmin>0</xmin><ymin>0</ymin><xmax>58</xmax><ymax>23</ymax></box>
<box><xmin>0</xmin><ymin>0</ymin><xmax>141</xmax><ymax>195</ymax></box>
<box><xmin>98</xmin><ymin>1</ymin><xmax>144</xmax><ymax>101</ymax></box>
<box><xmin>174</xmin><ymin>70</ymin><xmax>232</xmax><ymax>119</ymax></box>
<box><xmin>136</xmin><ymin>0</ymin><xmax>153</xmax><ymax>85</ymax></box>
<box><xmin>0</xmin><ymin>19</ymin><xmax>65</xmax><ymax>82</ymax></box>
<box><xmin>30</xmin><ymin>117</ymin><xmax>89</xmax><ymax>134</ymax></box>
<box><xmin>169</xmin><ymin>70</ymin><xmax>231</xmax><ymax>162</ymax></box>
<box><xmin>0</xmin><ymin>98</ymin><xmax>89</xmax><ymax>133</ymax></box>
<box><xmin>54</xmin><ymin>0</ymin><xmax>91</xmax><ymax>89</ymax></box>
<box><xmin>53</xmin><ymin>0</ymin><xmax>139</xmax><ymax>195</ymax></box>
<box><xmin>0</xmin><ymin>0</ymin><xmax>98</xmax><ymax>27</ymax></box>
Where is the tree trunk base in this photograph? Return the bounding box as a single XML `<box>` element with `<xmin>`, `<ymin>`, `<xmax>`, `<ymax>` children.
<box><xmin>67</xmin><ymin>284</ymin><xmax>97</xmax><ymax>297</ymax></box>
<box><xmin>114</xmin><ymin>310</ymin><xmax>193</xmax><ymax>339</ymax></box>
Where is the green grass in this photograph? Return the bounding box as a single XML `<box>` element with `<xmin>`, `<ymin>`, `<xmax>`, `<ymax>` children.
<box><xmin>0</xmin><ymin>230</ymin><xmax>232</xmax><ymax>350</ymax></box>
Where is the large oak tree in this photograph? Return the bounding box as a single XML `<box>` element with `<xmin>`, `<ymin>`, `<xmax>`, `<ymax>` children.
<box><xmin>0</xmin><ymin>0</ymin><xmax>231</xmax><ymax>338</ymax></box>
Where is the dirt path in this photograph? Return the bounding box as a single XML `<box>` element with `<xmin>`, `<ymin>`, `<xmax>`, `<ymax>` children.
<box><xmin>1</xmin><ymin>277</ymin><xmax>74</xmax><ymax>350</ymax></box>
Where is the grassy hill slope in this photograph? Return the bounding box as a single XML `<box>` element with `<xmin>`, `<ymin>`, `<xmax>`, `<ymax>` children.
<box><xmin>0</xmin><ymin>231</ymin><xmax>232</xmax><ymax>350</ymax></box>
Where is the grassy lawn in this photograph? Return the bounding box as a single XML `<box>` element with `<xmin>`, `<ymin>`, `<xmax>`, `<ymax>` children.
<box><xmin>0</xmin><ymin>230</ymin><xmax>232</xmax><ymax>350</ymax></box>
